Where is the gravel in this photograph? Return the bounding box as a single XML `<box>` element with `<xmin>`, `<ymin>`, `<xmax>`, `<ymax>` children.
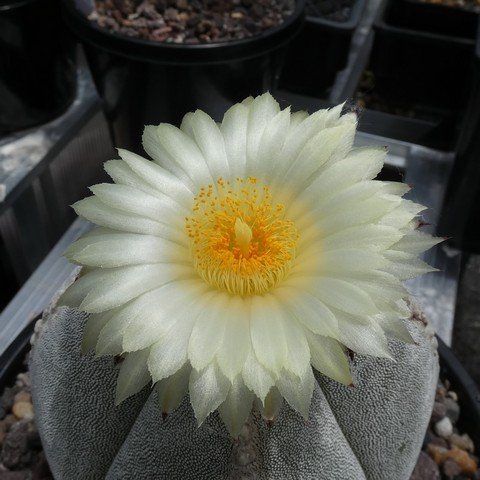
<box><xmin>88</xmin><ymin>0</ymin><xmax>295</xmax><ymax>44</ymax></box>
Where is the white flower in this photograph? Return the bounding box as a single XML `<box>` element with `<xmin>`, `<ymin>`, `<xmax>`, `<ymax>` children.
<box><xmin>61</xmin><ymin>93</ymin><xmax>439</xmax><ymax>436</ymax></box>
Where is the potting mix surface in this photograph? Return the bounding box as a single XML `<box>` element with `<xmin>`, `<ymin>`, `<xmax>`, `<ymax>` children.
<box><xmin>88</xmin><ymin>0</ymin><xmax>294</xmax><ymax>43</ymax></box>
<box><xmin>305</xmin><ymin>0</ymin><xmax>356</xmax><ymax>21</ymax></box>
<box><xmin>0</xmin><ymin>350</ymin><xmax>479</xmax><ymax>479</ymax></box>
<box><xmin>417</xmin><ymin>0</ymin><xmax>480</xmax><ymax>13</ymax></box>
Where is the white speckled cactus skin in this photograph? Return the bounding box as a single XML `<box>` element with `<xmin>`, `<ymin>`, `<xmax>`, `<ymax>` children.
<box><xmin>30</xmin><ymin>302</ymin><xmax>438</xmax><ymax>480</ymax></box>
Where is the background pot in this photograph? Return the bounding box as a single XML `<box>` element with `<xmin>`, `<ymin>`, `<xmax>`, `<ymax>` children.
<box><xmin>0</xmin><ymin>0</ymin><xmax>77</xmax><ymax>135</ymax></box>
<box><xmin>280</xmin><ymin>0</ymin><xmax>365</xmax><ymax>97</ymax></box>
<box><xmin>364</xmin><ymin>0</ymin><xmax>476</xmax><ymax>151</ymax></box>
<box><xmin>61</xmin><ymin>0</ymin><xmax>306</xmax><ymax>153</ymax></box>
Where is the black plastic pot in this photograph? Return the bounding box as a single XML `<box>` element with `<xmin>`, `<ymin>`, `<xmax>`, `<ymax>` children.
<box><xmin>361</xmin><ymin>0</ymin><xmax>476</xmax><ymax>150</ymax></box>
<box><xmin>388</xmin><ymin>0</ymin><xmax>478</xmax><ymax>40</ymax></box>
<box><xmin>0</xmin><ymin>0</ymin><xmax>77</xmax><ymax>135</ymax></box>
<box><xmin>0</xmin><ymin>319</ymin><xmax>34</xmax><ymax>393</ymax></box>
<box><xmin>437</xmin><ymin>336</ymin><xmax>480</xmax><ymax>447</ymax></box>
<box><xmin>437</xmin><ymin>31</ymin><xmax>480</xmax><ymax>251</ymax></box>
<box><xmin>280</xmin><ymin>0</ymin><xmax>365</xmax><ymax>97</ymax></box>
<box><xmin>61</xmin><ymin>0</ymin><xmax>306</xmax><ymax>153</ymax></box>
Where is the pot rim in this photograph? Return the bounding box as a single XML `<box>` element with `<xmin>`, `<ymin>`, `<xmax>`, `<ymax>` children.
<box><xmin>61</xmin><ymin>0</ymin><xmax>306</xmax><ymax>65</ymax></box>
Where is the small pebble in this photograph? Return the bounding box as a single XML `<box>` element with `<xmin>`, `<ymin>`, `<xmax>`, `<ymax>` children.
<box><xmin>444</xmin><ymin>397</ymin><xmax>460</xmax><ymax>423</ymax></box>
<box><xmin>434</xmin><ymin>417</ymin><xmax>453</xmax><ymax>439</ymax></box>
<box><xmin>449</xmin><ymin>433</ymin><xmax>475</xmax><ymax>453</ymax></box>
<box><xmin>425</xmin><ymin>429</ymin><xmax>449</xmax><ymax>448</ymax></box>
<box><xmin>410</xmin><ymin>451</ymin><xmax>441</xmax><ymax>480</ymax></box>
<box><xmin>12</xmin><ymin>403</ymin><xmax>34</xmax><ymax>421</ymax></box>
<box><xmin>442</xmin><ymin>457</ymin><xmax>462</xmax><ymax>478</ymax></box>
<box><xmin>446</xmin><ymin>391</ymin><xmax>458</xmax><ymax>402</ymax></box>
<box><xmin>15</xmin><ymin>374</ymin><xmax>30</xmax><ymax>389</ymax></box>
<box><xmin>427</xmin><ymin>444</ymin><xmax>478</xmax><ymax>476</ymax></box>
<box><xmin>0</xmin><ymin>471</ymin><xmax>30</xmax><ymax>480</ymax></box>
<box><xmin>3</xmin><ymin>415</ymin><xmax>16</xmax><ymax>429</ymax></box>
<box><xmin>447</xmin><ymin>447</ymin><xmax>478</xmax><ymax>476</ymax></box>
<box><xmin>431</xmin><ymin>401</ymin><xmax>447</xmax><ymax>423</ymax></box>
<box><xmin>427</xmin><ymin>444</ymin><xmax>448</xmax><ymax>465</ymax></box>
<box><xmin>13</xmin><ymin>392</ymin><xmax>31</xmax><ymax>405</ymax></box>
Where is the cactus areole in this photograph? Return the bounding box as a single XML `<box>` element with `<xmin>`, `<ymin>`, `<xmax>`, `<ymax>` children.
<box><xmin>31</xmin><ymin>94</ymin><xmax>440</xmax><ymax>479</ymax></box>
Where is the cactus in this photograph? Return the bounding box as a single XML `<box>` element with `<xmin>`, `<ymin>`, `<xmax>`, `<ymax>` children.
<box><xmin>31</xmin><ymin>303</ymin><xmax>438</xmax><ymax>479</ymax></box>
<box><xmin>30</xmin><ymin>94</ymin><xmax>440</xmax><ymax>479</ymax></box>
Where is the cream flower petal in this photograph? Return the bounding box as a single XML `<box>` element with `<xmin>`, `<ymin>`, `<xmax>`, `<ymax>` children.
<box><xmin>254</xmin><ymin>107</ymin><xmax>291</xmax><ymax>180</ymax></box>
<box><xmin>274</xmin><ymin>286</ymin><xmax>339</xmax><ymax>338</ymax></box>
<box><xmin>104</xmin><ymin>159</ymin><xmax>167</xmax><ymax>199</ymax></box>
<box><xmin>73</xmin><ymin>197</ymin><xmax>185</xmax><ymax>243</ymax></box>
<box><xmin>115</xmin><ymin>349</ymin><xmax>151</xmax><ymax>405</ymax></box>
<box><xmin>155</xmin><ymin>363</ymin><xmax>191</xmax><ymax>415</ymax></box>
<box><xmin>146</xmin><ymin>290</ymin><xmax>214</xmax><ymax>383</ymax></box>
<box><xmin>390</xmin><ymin>230</ymin><xmax>444</xmax><ymax>254</ymax></box>
<box><xmin>143</xmin><ymin>123</ymin><xmax>213</xmax><ymax>189</ymax></box>
<box><xmin>184</xmin><ymin>110</ymin><xmax>230</xmax><ymax>180</ymax></box>
<box><xmin>336</xmin><ymin>311</ymin><xmax>393</xmax><ymax>359</ymax></box>
<box><xmin>220</xmin><ymin>102</ymin><xmax>248</xmax><ymax>178</ymax></box>
<box><xmin>218</xmin><ymin>375</ymin><xmax>255</xmax><ymax>437</ymax></box>
<box><xmin>117</xmin><ymin>149</ymin><xmax>194</xmax><ymax>205</ymax></box>
<box><xmin>250</xmin><ymin>295</ymin><xmax>288</xmax><ymax>377</ymax></box>
<box><xmin>216</xmin><ymin>296</ymin><xmax>250</xmax><ymax>382</ymax></box>
<box><xmin>306</xmin><ymin>333</ymin><xmax>352</xmax><ymax>385</ymax></box>
<box><xmin>81</xmin><ymin>310</ymin><xmax>115</xmax><ymax>354</ymax></box>
<box><xmin>286</xmin><ymin>146</ymin><xmax>387</xmax><ymax>219</ymax></box>
<box><xmin>303</xmin><ymin>277</ymin><xmax>378</xmax><ymax>316</ymax></box>
<box><xmin>376</xmin><ymin>313</ymin><xmax>415</xmax><ymax>344</ymax></box>
<box><xmin>242</xmin><ymin>348</ymin><xmax>275</xmax><ymax>403</ymax></box>
<box><xmin>63</xmin><ymin>93</ymin><xmax>439</xmax><ymax>434</ymax></box>
<box><xmin>319</xmin><ymin>224</ymin><xmax>403</xmax><ymax>252</ymax></box>
<box><xmin>245</xmin><ymin>92</ymin><xmax>280</xmax><ymax>174</ymax></box>
<box><xmin>188</xmin><ymin>291</ymin><xmax>230</xmax><ymax>371</ymax></box>
<box><xmin>276</xmin><ymin>367</ymin><xmax>315</xmax><ymax>420</ymax></box>
<box><xmin>122</xmin><ymin>280</ymin><xmax>208</xmax><ymax>352</ymax></box>
<box><xmin>66</xmin><ymin>233</ymin><xmax>189</xmax><ymax>268</ymax></box>
<box><xmin>189</xmin><ymin>362</ymin><xmax>230</xmax><ymax>426</ymax></box>
<box><xmin>260</xmin><ymin>386</ymin><xmax>284</xmax><ymax>420</ymax></box>
<box><xmin>79</xmin><ymin>264</ymin><xmax>194</xmax><ymax>313</ymax></box>
<box><xmin>293</xmin><ymin>249</ymin><xmax>387</xmax><ymax>277</ymax></box>
<box><xmin>89</xmin><ymin>183</ymin><xmax>187</xmax><ymax>225</ymax></box>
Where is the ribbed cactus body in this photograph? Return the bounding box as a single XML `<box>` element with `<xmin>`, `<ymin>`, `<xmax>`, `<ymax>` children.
<box><xmin>30</xmin><ymin>305</ymin><xmax>438</xmax><ymax>480</ymax></box>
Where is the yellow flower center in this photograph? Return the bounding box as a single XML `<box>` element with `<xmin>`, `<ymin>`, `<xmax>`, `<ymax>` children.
<box><xmin>185</xmin><ymin>177</ymin><xmax>298</xmax><ymax>296</ymax></box>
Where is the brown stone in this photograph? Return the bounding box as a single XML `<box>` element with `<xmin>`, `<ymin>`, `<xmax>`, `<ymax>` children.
<box><xmin>3</xmin><ymin>415</ymin><xmax>16</xmax><ymax>429</ymax></box>
<box><xmin>12</xmin><ymin>402</ymin><xmax>34</xmax><ymax>421</ymax></box>
<box><xmin>410</xmin><ymin>451</ymin><xmax>441</xmax><ymax>480</ymax></box>
<box><xmin>13</xmin><ymin>392</ymin><xmax>31</xmax><ymax>405</ymax></box>
<box><xmin>427</xmin><ymin>444</ymin><xmax>448</xmax><ymax>465</ymax></box>
<box><xmin>0</xmin><ymin>472</ymin><xmax>30</xmax><ymax>480</ymax></box>
<box><xmin>425</xmin><ymin>429</ymin><xmax>449</xmax><ymax>448</ymax></box>
<box><xmin>447</xmin><ymin>447</ymin><xmax>478</xmax><ymax>476</ymax></box>
<box><xmin>449</xmin><ymin>433</ymin><xmax>475</xmax><ymax>453</ymax></box>
<box><xmin>427</xmin><ymin>445</ymin><xmax>478</xmax><ymax>476</ymax></box>
<box><xmin>442</xmin><ymin>458</ymin><xmax>461</xmax><ymax>478</ymax></box>
<box><xmin>431</xmin><ymin>401</ymin><xmax>447</xmax><ymax>423</ymax></box>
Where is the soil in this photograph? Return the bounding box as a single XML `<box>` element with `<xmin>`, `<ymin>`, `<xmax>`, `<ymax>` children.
<box><xmin>0</xmin><ymin>353</ymin><xmax>53</xmax><ymax>480</ymax></box>
<box><xmin>416</xmin><ymin>0</ymin><xmax>480</xmax><ymax>13</ymax></box>
<box><xmin>354</xmin><ymin>69</ymin><xmax>447</xmax><ymax>123</ymax></box>
<box><xmin>88</xmin><ymin>0</ymin><xmax>295</xmax><ymax>44</ymax></box>
<box><xmin>305</xmin><ymin>0</ymin><xmax>356</xmax><ymax>22</ymax></box>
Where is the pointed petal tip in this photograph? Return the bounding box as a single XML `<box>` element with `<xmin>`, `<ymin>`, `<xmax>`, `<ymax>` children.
<box><xmin>265</xmin><ymin>418</ymin><xmax>275</xmax><ymax>429</ymax></box>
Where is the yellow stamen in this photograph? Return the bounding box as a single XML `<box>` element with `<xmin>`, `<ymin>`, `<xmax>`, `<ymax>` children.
<box><xmin>234</xmin><ymin>217</ymin><xmax>253</xmax><ymax>258</ymax></box>
<box><xmin>185</xmin><ymin>177</ymin><xmax>298</xmax><ymax>296</ymax></box>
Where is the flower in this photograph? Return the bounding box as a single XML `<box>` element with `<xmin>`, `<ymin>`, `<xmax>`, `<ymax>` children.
<box><xmin>60</xmin><ymin>93</ymin><xmax>439</xmax><ymax>436</ymax></box>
